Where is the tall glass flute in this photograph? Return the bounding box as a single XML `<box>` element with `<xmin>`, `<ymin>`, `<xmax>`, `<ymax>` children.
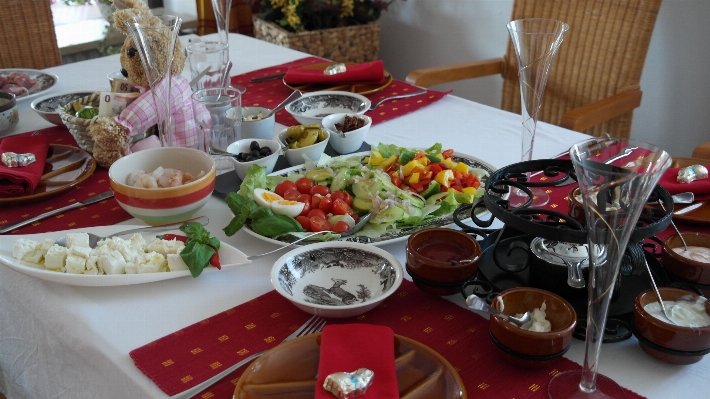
<box><xmin>548</xmin><ymin>138</ymin><xmax>671</xmax><ymax>398</ymax></box>
<box><xmin>507</xmin><ymin>19</ymin><xmax>569</xmax><ymax>207</ymax></box>
<box><xmin>211</xmin><ymin>0</ymin><xmax>231</xmax><ymax>46</ymax></box>
<box><xmin>125</xmin><ymin>15</ymin><xmax>182</xmax><ymax>147</ymax></box>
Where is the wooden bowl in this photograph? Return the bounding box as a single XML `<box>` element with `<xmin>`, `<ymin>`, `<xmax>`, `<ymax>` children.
<box><xmin>634</xmin><ymin>288</ymin><xmax>710</xmax><ymax>364</ymax></box>
<box><xmin>406</xmin><ymin>228</ymin><xmax>481</xmax><ymax>296</ymax></box>
<box><xmin>489</xmin><ymin>287</ymin><xmax>577</xmax><ymax>368</ymax></box>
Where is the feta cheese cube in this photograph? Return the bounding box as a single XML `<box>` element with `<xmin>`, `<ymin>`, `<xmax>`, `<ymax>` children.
<box><xmin>13</xmin><ymin>239</ymin><xmax>38</xmax><ymax>261</ymax></box>
<box><xmin>65</xmin><ymin>233</ymin><xmax>90</xmax><ymax>249</ymax></box>
<box><xmin>71</xmin><ymin>246</ymin><xmax>92</xmax><ymax>259</ymax></box>
<box><xmin>37</xmin><ymin>239</ymin><xmax>55</xmax><ymax>257</ymax></box>
<box><xmin>97</xmin><ymin>250</ymin><xmax>126</xmax><ymax>275</ymax></box>
<box><xmin>128</xmin><ymin>233</ymin><xmax>147</xmax><ymax>250</ymax></box>
<box><xmin>146</xmin><ymin>239</ymin><xmax>185</xmax><ymax>257</ymax></box>
<box><xmin>124</xmin><ymin>262</ymin><xmax>138</xmax><ymax>274</ymax></box>
<box><xmin>167</xmin><ymin>253</ymin><xmax>189</xmax><ymax>272</ymax></box>
<box><xmin>65</xmin><ymin>255</ymin><xmax>86</xmax><ymax>274</ymax></box>
<box><xmin>137</xmin><ymin>252</ymin><xmax>167</xmax><ymax>274</ymax></box>
<box><xmin>85</xmin><ymin>255</ymin><xmax>100</xmax><ymax>275</ymax></box>
<box><xmin>22</xmin><ymin>247</ymin><xmax>44</xmax><ymax>264</ymax></box>
<box><xmin>44</xmin><ymin>245</ymin><xmax>69</xmax><ymax>271</ymax></box>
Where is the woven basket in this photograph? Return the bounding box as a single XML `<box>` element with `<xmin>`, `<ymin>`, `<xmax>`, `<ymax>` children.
<box><xmin>253</xmin><ymin>17</ymin><xmax>379</xmax><ymax>64</ymax></box>
<box><xmin>59</xmin><ymin>92</ymin><xmax>150</xmax><ymax>153</ymax></box>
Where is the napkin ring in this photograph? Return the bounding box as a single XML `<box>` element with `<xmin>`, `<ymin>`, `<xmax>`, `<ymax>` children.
<box><xmin>677</xmin><ymin>164</ymin><xmax>708</xmax><ymax>184</ymax></box>
<box><xmin>324</xmin><ymin>63</ymin><xmax>347</xmax><ymax>76</ymax></box>
<box><xmin>2</xmin><ymin>152</ymin><xmax>37</xmax><ymax>168</ymax></box>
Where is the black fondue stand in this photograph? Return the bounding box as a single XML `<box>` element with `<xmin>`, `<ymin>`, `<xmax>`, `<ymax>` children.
<box><xmin>457</xmin><ymin>158</ymin><xmax>686</xmax><ymax>343</ymax></box>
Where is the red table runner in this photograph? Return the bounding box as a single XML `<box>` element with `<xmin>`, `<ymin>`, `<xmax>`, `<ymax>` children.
<box><xmin>130</xmin><ymin>279</ymin><xmax>645</xmax><ymax>399</ymax></box>
<box><xmin>0</xmin><ymin>127</ymin><xmax>132</xmax><ymax>235</ymax></box>
<box><xmin>231</xmin><ymin>57</ymin><xmax>450</xmax><ymax>127</ymax></box>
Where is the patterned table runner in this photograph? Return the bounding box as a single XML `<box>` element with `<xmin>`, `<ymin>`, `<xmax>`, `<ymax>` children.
<box><xmin>0</xmin><ymin>127</ymin><xmax>132</xmax><ymax>235</ymax></box>
<box><xmin>231</xmin><ymin>56</ymin><xmax>450</xmax><ymax>127</ymax></box>
<box><xmin>130</xmin><ymin>280</ymin><xmax>645</xmax><ymax>399</ymax></box>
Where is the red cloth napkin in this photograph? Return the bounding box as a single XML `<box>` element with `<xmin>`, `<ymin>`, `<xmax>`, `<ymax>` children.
<box><xmin>0</xmin><ymin>134</ymin><xmax>49</xmax><ymax>196</ymax></box>
<box><xmin>284</xmin><ymin>60</ymin><xmax>386</xmax><ymax>85</ymax></box>
<box><xmin>659</xmin><ymin>165</ymin><xmax>710</xmax><ymax>201</ymax></box>
<box><xmin>316</xmin><ymin>324</ymin><xmax>398</xmax><ymax>399</ymax></box>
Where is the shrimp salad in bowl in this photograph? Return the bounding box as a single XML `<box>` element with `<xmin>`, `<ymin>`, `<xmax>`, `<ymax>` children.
<box><xmin>126</xmin><ymin>167</ymin><xmax>206</xmax><ymax>189</ymax></box>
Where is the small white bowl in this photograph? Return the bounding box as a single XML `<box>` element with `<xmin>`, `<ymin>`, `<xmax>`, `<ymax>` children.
<box><xmin>0</xmin><ymin>91</ymin><xmax>18</xmax><ymax>135</ymax></box>
<box><xmin>322</xmin><ymin>113</ymin><xmax>372</xmax><ymax>154</ymax></box>
<box><xmin>31</xmin><ymin>90</ymin><xmax>96</xmax><ymax>126</ymax></box>
<box><xmin>286</xmin><ymin>91</ymin><xmax>370</xmax><ymax>126</ymax></box>
<box><xmin>107</xmin><ymin>70</ymin><xmax>125</xmax><ymax>87</ymax></box>
<box><xmin>241</xmin><ymin>106</ymin><xmax>276</xmax><ymax>140</ymax></box>
<box><xmin>226</xmin><ymin>138</ymin><xmax>281</xmax><ymax>180</ymax></box>
<box><xmin>271</xmin><ymin>241</ymin><xmax>404</xmax><ymax>318</ymax></box>
<box><xmin>277</xmin><ymin>127</ymin><xmax>330</xmax><ymax>166</ymax></box>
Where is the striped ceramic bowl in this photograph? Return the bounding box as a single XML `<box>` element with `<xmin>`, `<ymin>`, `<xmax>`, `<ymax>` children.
<box><xmin>109</xmin><ymin>147</ymin><xmax>216</xmax><ymax>226</ymax></box>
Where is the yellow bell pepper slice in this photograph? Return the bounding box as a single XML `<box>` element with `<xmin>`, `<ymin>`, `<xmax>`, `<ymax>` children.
<box><xmin>462</xmin><ymin>187</ymin><xmax>478</xmax><ymax>195</ymax></box>
<box><xmin>408</xmin><ymin>172</ymin><xmax>420</xmax><ymax>184</ymax></box>
<box><xmin>454</xmin><ymin>162</ymin><xmax>469</xmax><ymax>174</ymax></box>
<box><xmin>379</xmin><ymin>155</ymin><xmax>398</xmax><ymax>171</ymax></box>
<box><xmin>442</xmin><ymin>158</ymin><xmax>458</xmax><ymax>169</ymax></box>
<box><xmin>368</xmin><ymin>150</ymin><xmax>384</xmax><ymax>166</ymax></box>
<box><xmin>434</xmin><ymin>169</ymin><xmax>454</xmax><ymax>188</ymax></box>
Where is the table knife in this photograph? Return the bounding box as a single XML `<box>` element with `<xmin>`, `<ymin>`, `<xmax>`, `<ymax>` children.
<box><xmin>0</xmin><ymin>190</ymin><xmax>114</xmax><ymax>234</ymax></box>
<box><xmin>674</xmin><ymin>201</ymin><xmax>703</xmax><ymax>215</ymax></box>
<box><xmin>249</xmin><ymin>73</ymin><xmax>286</xmax><ymax>83</ymax></box>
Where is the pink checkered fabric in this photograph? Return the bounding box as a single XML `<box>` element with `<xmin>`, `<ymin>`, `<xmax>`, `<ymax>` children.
<box><xmin>115</xmin><ymin>75</ymin><xmax>198</xmax><ymax>150</ymax></box>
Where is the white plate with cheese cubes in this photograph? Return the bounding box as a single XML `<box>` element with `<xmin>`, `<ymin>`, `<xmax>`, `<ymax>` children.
<box><xmin>0</xmin><ymin>225</ymin><xmax>251</xmax><ymax>286</ymax></box>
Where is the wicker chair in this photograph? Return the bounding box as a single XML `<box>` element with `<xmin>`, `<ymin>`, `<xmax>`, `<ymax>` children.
<box><xmin>406</xmin><ymin>0</ymin><xmax>662</xmax><ymax>139</ymax></box>
<box><xmin>0</xmin><ymin>0</ymin><xmax>62</xmax><ymax>70</ymax></box>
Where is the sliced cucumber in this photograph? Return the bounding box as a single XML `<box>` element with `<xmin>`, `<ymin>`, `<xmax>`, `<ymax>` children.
<box><xmin>372</xmin><ymin>206</ymin><xmax>405</xmax><ymax>224</ymax></box>
<box><xmin>352</xmin><ymin>179</ymin><xmax>382</xmax><ymax>197</ymax></box>
<box><xmin>330</xmin><ymin>167</ymin><xmax>350</xmax><ymax>192</ymax></box>
<box><xmin>352</xmin><ymin>196</ymin><xmax>373</xmax><ymax>212</ymax></box>
<box><xmin>305</xmin><ymin>169</ymin><xmax>333</xmax><ymax>183</ymax></box>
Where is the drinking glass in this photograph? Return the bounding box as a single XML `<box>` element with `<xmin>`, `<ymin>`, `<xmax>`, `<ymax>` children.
<box><xmin>191</xmin><ymin>86</ymin><xmax>242</xmax><ymax>173</ymax></box>
<box><xmin>507</xmin><ymin>18</ymin><xmax>569</xmax><ymax>207</ymax></box>
<box><xmin>186</xmin><ymin>41</ymin><xmax>230</xmax><ymax>91</ymax></box>
<box><xmin>125</xmin><ymin>15</ymin><xmax>182</xmax><ymax>147</ymax></box>
<box><xmin>547</xmin><ymin>138</ymin><xmax>671</xmax><ymax>398</ymax></box>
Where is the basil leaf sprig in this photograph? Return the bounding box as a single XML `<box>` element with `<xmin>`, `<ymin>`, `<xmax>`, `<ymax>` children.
<box><xmin>179</xmin><ymin>222</ymin><xmax>221</xmax><ymax>278</ymax></box>
<box><xmin>223</xmin><ymin>192</ymin><xmax>304</xmax><ymax>238</ymax></box>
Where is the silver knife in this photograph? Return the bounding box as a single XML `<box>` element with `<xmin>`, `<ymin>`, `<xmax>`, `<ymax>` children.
<box><xmin>0</xmin><ymin>190</ymin><xmax>114</xmax><ymax>234</ymax></box>
<box><xmin>674</xmin><ymin>201</ymin><xmax>703</xmax><ymax>215</ymax></box>
<box><xmin>249</xmin><ymin>73</ymin><xmax>286</xmax><ymax>83</ymax></box>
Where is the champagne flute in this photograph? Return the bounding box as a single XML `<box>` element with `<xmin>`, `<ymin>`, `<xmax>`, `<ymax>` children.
<box><xmin>547</xmin><ymin>138</ymin><xmax>671</xmax><ymax>398</ymax></box>
<box><xmin>506</xmin><ymin>18</ymin><xmax>569</xmax><ymax>207</ymax></box>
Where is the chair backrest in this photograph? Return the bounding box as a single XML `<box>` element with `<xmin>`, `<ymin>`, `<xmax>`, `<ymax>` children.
<box><xmin>501</xmin><ymin>0</ymin><xmax>661</xmax><ymax>138</ymax></box>
<box><xmin>195</xmin><ymin>0</ymin><xmax>255</xmax><ymax>37</ymax></box>
<box><xmin>0</xmin><ymin>0</ymin><xmax>62</xmax><ymax>70</ymax></box>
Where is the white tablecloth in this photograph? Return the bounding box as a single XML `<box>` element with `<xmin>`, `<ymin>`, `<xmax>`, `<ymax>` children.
<box><xmin>1</xmin><ymin>33</ymin><xmax>707</xmax><ymax>398</ymax></box>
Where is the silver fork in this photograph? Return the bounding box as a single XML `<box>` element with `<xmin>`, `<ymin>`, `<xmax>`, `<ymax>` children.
<box><xmin>172</xmin><ymin>315</ymin><xmax>327</xmax><ymax>398</ymax></box>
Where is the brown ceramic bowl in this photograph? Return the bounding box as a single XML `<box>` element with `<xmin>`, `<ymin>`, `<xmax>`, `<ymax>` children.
<box><xmin>633</xmin><ymin>288</ymin><xmax>710</xmax><ymax>365</ymax></box>
<box><xmin>662</xmin><ymin>233</ymin><xmax>710</xmax><ymax>286</ymax></box>
<box><xmin>489</xmin><ymin>287</ymin><xmax>577</xmax><ymax>368</ymax></box>
<box><xmin>406</xmin><ymin>228</ymin><xmax>481</xmax><ymax>296</ymax></box>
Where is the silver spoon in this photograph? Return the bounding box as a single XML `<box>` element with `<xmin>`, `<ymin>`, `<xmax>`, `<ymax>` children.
<box><xmin>465</xmin><ymin>295</ymin><xmax>532</xmax><ymax>328</ymax></box>
<box><xmin>55</xmin><ymin>216</ymin><xmax>209</xmax><ymax>249</ymax></box>
<box><xmin>657</xmin><ymin>200</ymin><xmax>689</xmax><ymax>252</ymax></box>
<box><xmin>642</xmin><ymin>256</ymin><xmax>677</xmax><ymax>325</ymax></box>
<box><xmin>672</xmin><ymin>192</ymin><xmax>694</xmax><ymax>204</ymax></box>
<box><xmin>368</xmin><ymin>89</ymin><xmax>427</xmax><ymax>111</ymax></box>
<box><xmin>264</xmin><ymin>90</ymin><xmax>302</xmax><ymax>119</ymax></box>
<box><xmin>246</xmin><ymin>213</ymin><xmax>372</xmax><ymax>260</ymax></box>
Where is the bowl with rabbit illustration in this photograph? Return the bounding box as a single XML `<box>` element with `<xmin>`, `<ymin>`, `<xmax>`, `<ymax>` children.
<box><xmin>270</xmin><ymin>241</ymin><xmax>403</xmax><ymax>318</ymax></box>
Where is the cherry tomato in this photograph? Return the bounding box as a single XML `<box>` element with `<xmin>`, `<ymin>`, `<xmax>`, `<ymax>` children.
<box><xmin>295</xmin><ymin>177</ymin><xmax>315</xmax><ymax>194</ymax></box>
<box><xmin>331</xmin><ymin>198</ymin><xmax>353</xmax><ymax>216</ymax></box>
<box><xmin>295</xmin><ymin>216</ymin><xmax>311</xmax><ymax>231</ymax></box>
<box><xmin>331</xmin><ymin>221</ymin><xmax>350</xmax><ymax>233</ymax></box>
<box><xmin>283</xmin><ymin>188</ymin><xmax>301</xmax><ymax>201</ymax></box>
<box><xmin>442</xmin><ymin>149</ymin><xmax>454</xmax><ymax>159</ymax></box>
<box><xmin>274</xmin><ymin>180</ymin><xmax>297</xmax><ymax>197</ymax></box>
<box><xmin>311</xmin><ymin>194</ymin><xmax>322</xmax><ymax>210</ymax></box>
<box><xmin>309</xmin><ymin>217</ymin><xmax>331</xmax><ymax>232</ymax></box>
<box><xmin>297</xmin><ymin>195</ymin><xmax>311</xmax><ymax>216</ymax></box>
<box><xmin>310</xmin><ymin>185</ymin><xmax>330</xmax><ymax>197</ymax></box>
<box><xmin>319</xmin><ymin>196</ymin><xmax>333</xmax><ymax>213</ymax></box>
<box><xmin>307</xmin><ymin>209</ymin><xmax>328</xmax><ymax>220</ymax></box>
<box><xmin>330</xmin><ymin>191</ymin><xmax>353</xmax><ymax>206</ymax></box>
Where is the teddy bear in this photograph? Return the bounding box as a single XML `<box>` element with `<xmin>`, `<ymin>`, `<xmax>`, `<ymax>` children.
<box><xmin>88</xmin><ymin>0</ymin><xmax>198</xmax><ymax>168</ymax></box>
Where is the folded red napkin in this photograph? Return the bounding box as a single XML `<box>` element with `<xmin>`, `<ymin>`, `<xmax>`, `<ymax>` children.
<box><xmin>659</xmin><ymin>165</ymin><xmax>710</xmax><ymax>201</ymax></box>
<box><xmin>316</xmin><ymin>323</ymin><xmax>399</xmax><ymax>399</ymax></box>
<box><xmin>284</xmin><ymin>60</ymin><xmax>386</xmax><ymax>85</ymax></box>
<box><xmin>0</xmin><ymin>134</ymin><xmax>49</xmax><ymax>197</ymax></box>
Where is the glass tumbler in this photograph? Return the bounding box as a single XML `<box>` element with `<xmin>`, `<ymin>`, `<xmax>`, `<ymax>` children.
<box><xmin>191</xmin><ymin>87</ymin><xmax>242</xmax><ymax>173</ymax></box>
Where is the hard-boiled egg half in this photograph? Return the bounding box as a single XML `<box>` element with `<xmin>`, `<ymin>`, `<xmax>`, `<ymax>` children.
<box><xmin>253</xmin><ymin>188</ymin><xmax>305</xmax><ymax>217</ymax></box>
